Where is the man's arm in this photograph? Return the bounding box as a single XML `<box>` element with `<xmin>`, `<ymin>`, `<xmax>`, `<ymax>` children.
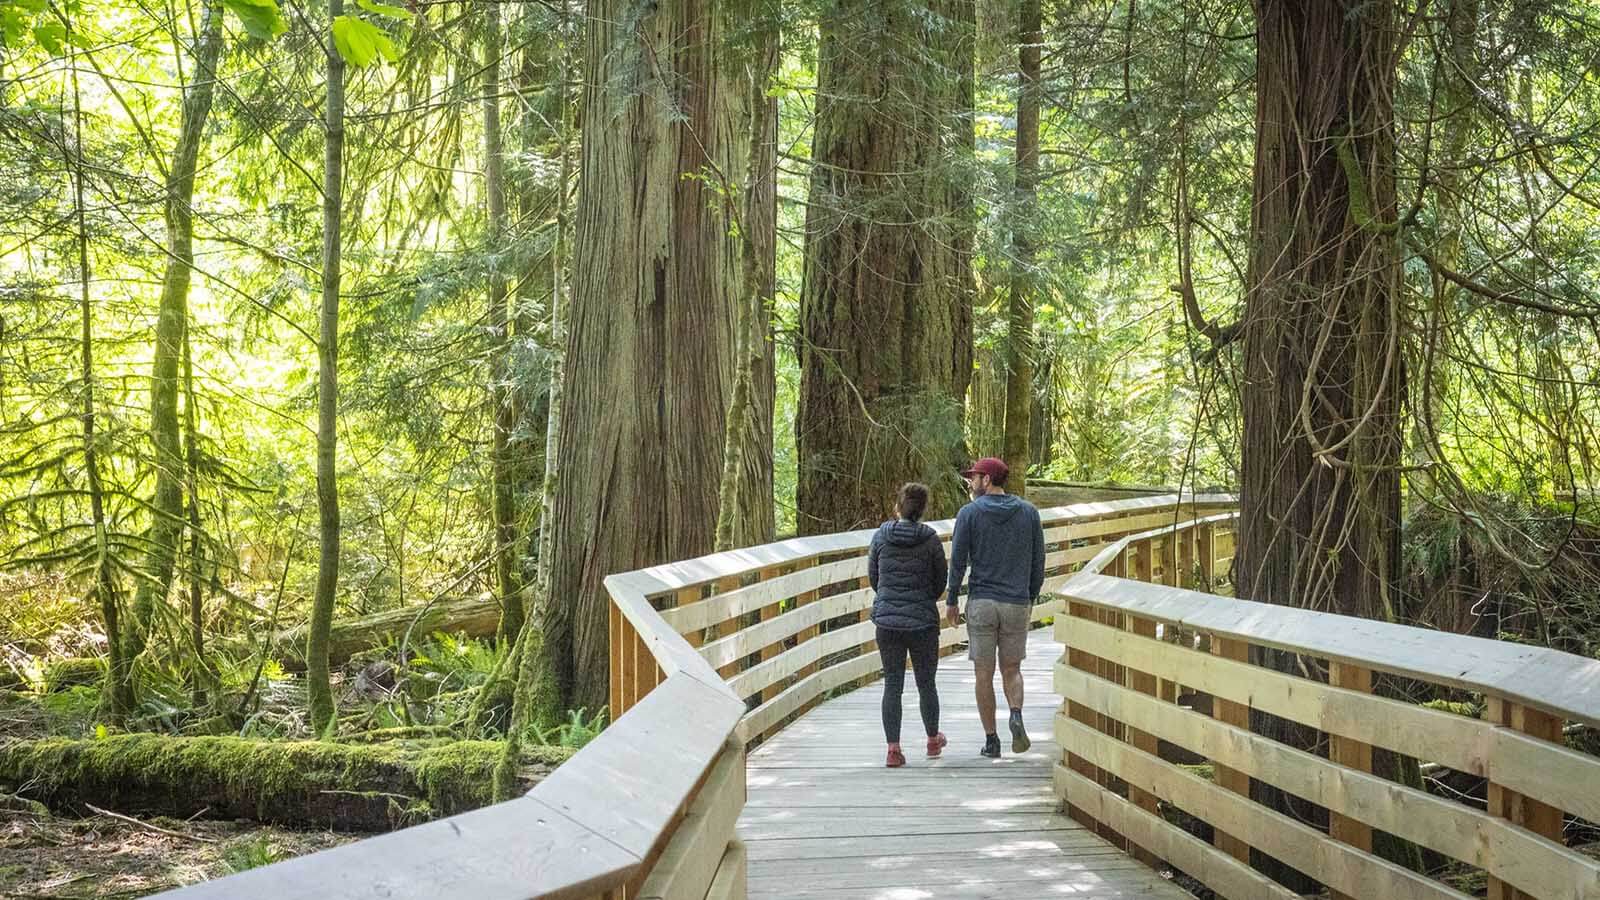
<box><xmin>947</xmin><ymin>507</ymin><xmax>969</xmax><ymax>608</ymax></box>
<box><xmin>1029</xmin><ymin>507</ymin><xmax>1045</xmax><ymax>598</ymax></box>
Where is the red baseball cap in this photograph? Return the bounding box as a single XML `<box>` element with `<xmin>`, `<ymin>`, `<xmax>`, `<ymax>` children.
<box><xmin>960</xmin><ymin>457</ymin><xmax>1009</xmax><ymax>480</ymax></box>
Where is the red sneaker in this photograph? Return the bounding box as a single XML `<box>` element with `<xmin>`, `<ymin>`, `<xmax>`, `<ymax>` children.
<box><xmin>886</xmin><ymin>746</ymin><xmax>906</xmax><ymax>768</ymax></box>
<box><xmin>926</xmin><ymin>732</ymin><xmax>947</xmax><ymax>758</ymax></box>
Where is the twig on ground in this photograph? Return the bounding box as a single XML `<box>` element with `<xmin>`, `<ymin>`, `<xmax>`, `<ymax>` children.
<box><xmin>84</xmin><ymin>803</ymin><xmax>217</xmax><ymax>843</ymax></box>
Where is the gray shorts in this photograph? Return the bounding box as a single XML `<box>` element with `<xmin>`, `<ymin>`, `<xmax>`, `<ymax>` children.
<box><xmin>965</xmin><ymin>597</ymin><xmax>1031</xmax><ymax>666</ymax></box>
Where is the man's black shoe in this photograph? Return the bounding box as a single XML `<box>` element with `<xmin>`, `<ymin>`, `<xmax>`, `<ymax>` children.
<box><xmin>981</xmin><ymin>734</ymin><xmax>1002</xmax><ymax>758</ymax></box>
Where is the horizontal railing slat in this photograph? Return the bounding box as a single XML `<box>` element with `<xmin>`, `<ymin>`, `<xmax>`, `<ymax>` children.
<box><xmin>1058</xmin><ymin>612</ymin><xmax>1600</xmax><ymax>824</ymax></box>
<box><xmin>1058</xmin><ymin>718</ymin><xmax>1472</xmax><ymax>900</ymax></box>
<box><xmin>1056</xmin><ymin>663</ymin><xmax>1600</xmax><ymax>899</ymax></box>
<box><xmin>1061</xmin><ymin>573</ymin><xmax>1600</xmax><ymax>727</ymax></box>
<box><xmin>1056</xmin><ymin>767</ymin><xmax>1299</xmax><ymax>900</ymax></box>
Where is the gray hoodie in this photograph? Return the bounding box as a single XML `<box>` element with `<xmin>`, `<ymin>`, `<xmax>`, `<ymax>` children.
<box><xmin>946</xmin><ymin>493</ymin><xmax>1045</xmax><ymax>606</ymax></box>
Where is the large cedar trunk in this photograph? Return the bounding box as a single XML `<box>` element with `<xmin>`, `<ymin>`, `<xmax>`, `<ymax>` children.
<box><xmin>542</xmin><ymin>1</ymin><xmax>760</xmax><ymax>712</ymax></box>
<box><xmin>1240</xmin><ymin>0</ymin><xmax>1400</xmax><ymax>621</ymax></box>
<box><xmin>796</xmin><ymin>0</ymin><xmax>976</xmax><ymax>534</ymax></box>
<box><xmin>1238</xmin><ymin>0</ymin><xmax>1401</xmax><ymax>886</ymax></box>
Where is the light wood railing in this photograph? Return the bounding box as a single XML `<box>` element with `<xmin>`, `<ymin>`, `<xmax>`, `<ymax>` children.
<box><xmin>1054</xmin><ymin>520</ymin><xmax>1600</xmax><ymax>900</ymax></box>
<box><xmin>154</xmin><ymin>494</ymin><xmax>1223</xmax><ymax>900</ymax></box>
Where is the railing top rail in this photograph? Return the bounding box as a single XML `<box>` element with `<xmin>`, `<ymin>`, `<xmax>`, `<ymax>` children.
<box><xmin>1061</xmin><ymin>572</ymin><xmax>1600</xmax><ymax>728</ymax></box>
<box><xmin>607</xmin><ymin>493</ymin><xmax>1237</xmax><ymax>600</ymax></box>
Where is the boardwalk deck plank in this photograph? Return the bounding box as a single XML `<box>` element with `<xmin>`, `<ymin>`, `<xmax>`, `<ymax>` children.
<box><xmin>739</xmin><ymin>628</ymin><xmax>1189</xmax><ymax>899</ymax></box>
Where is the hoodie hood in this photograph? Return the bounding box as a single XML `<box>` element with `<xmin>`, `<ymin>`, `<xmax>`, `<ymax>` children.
<box><xmin>878</xmin><ymin>519</ymin><xmax>937</xmax><ymax>548</ymax></box>
<box><xmin>970</xmin><ymin>492</ymin><xmax>1027</xmax><ymax>523</ymax></box>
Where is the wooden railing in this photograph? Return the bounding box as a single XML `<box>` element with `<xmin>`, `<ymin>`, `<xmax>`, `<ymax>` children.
<box><xmin>1054</xmin><ymin>519</ymin><xmax>1600</xmax><ymax>900</ymax></box>
<box><xmin>155</xmin><ymin>494</ymin><xmax>1221</xmax><ymax>900</ymax></box>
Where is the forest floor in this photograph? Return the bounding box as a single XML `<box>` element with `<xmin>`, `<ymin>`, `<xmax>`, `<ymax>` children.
<box><xmin>1</xmin><ymin>809</ymin><xmax>357</xmax><ymax>898</ymax></box>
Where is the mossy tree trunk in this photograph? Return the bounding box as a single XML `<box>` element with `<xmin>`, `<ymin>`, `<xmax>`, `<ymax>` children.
<box><xmin>539</xmin><ymin>0</ymin><xmax>763</xmax><ymax>713</ymax></box>
<box><xmin>483</xmin><ymin>0</ymin><xmax>523</xmax><ymax>642</ymax></box>
<box><xmin>308</xmin><ymin>1</ymin><xmax>347</xmax><ymax>736</ymax></box>
<box><xmin>714</xmin><ymin>12</ymin><xmax>778</xmax><ymax>553</ymax></box>
<box><xmin>1</xmin><ymin>735</ymin><xmax>565</xmax><ymax>831</ymax></box>
<box><xmin>128</xmin><ymin>0</ymin><xmax>225</xmax><ymax>660</ymax></box>
<box><xmin>797</xmin><ymin>0</ymin><xmax>977</xmax><ymax>534</ymax></box>
<box><xmin>66</xmin><ymin>49</ymin><xmax>135</xmax><ymax>720</ymax></box>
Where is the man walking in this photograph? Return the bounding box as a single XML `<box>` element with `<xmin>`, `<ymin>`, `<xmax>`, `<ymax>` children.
<box><xmin>944</xmin><ymin>457</ymin><xmax>1045</xmax><ymax>758</ymax></box>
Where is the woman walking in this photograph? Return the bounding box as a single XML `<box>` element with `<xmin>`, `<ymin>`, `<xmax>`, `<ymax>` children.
<box><xmin>867</xmin><ymin>483</ymin><xmax>948</xmax><ymax>767</ymax></box>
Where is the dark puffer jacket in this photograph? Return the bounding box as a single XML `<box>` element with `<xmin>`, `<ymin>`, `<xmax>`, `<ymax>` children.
<box><xmin>868</xmin><ymin>520</ymin><xmax>948</xmax><ymax>631</ymax></box>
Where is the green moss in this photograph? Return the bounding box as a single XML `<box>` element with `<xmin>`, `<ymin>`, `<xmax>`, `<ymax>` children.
<box><xmin>411</xmin><ymin>740</ymin><xmax>501</xmax><ymax>812</ymax></box>
<box><xmin>0</xmin><ymin>734</ymin><xmax>574</xmax><ymax>829</ymax></box>
<box><xmin>42</xmin><ymin>657</ymin><xmax>105</xmax><ymax>693</ymax></box>
<box><xmin>1421</xmin><ymin>699</ymin><xmax>1480</xmax><ymax>718</ymax></box>
<box><xmin>1179</xmin><ymin>763</ymin><xmax>1215</xmax><ymax>781</ymax></box>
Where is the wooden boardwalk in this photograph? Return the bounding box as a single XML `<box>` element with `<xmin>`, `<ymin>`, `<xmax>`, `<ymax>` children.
<box><xmin>740</xmin><ymin>628</ymin><xmax>1188</xmax><ymax>899</ymax></box>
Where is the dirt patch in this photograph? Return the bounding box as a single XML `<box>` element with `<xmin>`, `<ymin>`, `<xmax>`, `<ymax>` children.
<box><xmin>0</xmin><ymin>809</ymin><xmax>358</xmax><ymax>898</ymax></box>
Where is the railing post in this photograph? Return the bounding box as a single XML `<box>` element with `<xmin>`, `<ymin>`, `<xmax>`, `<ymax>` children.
<box><xmin>1210</xmin><ymin>634</ymin><xmax>1252</xmax><ymax>865</ymax></box>
<box><xmin>1328</xmin><ymin>662</ymin><xmax>1373</xmax><ymax>900</ymax></box>
<box><xmin>1064</xmin><ymin>601</ymin><xmax>1108</xmax><ymax>835</ymax></box>
<box><xmin>1486</xmin><ymin>696</ymin><xmax>1566</xmax><ymax>900</ymax></box>
<box><xmin>1160</xmin><ymin>534</ymin><xmax>1178</xmax><ymax>587</ymax></box>
<box><xmin>797</xmin><ymin>556</ymin><xmax>821</xmax><ymax>680</ymax></box>
<box><xmin>1125</xmin><ymin>611</ymin><xmax>1162</xmax><ymax>868</ymax></box>
<box><xmin>1177</xmin><ymin>526</ymin><xmax>1195</xmax><ymax>589</ymax></box>
<box><xmin>610</xmin><ymin>601</ymin><xmax>625</xmax><ymax>717</ymax></box>
<box><xmin>757</xmin><ymin>565</ymin><xmax>783</xmax><ymax>704</ymax></box>
<box><xmin>715</xmin><ymin>575</ymin><xmax>742</xmax><ymax>680</ymax></box>
<box><xmin>1197</xmin><ymin>522</ymin><xmax>1216</xmax><ymax>592</ymax></box>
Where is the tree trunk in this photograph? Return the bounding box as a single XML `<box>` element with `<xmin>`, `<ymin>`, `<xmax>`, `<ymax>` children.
<box><xmin>1238</xmin><ymin>0</ymin><xmax>1400</xmax><ymax>887</ymax></box>
<box><xmin>541</xmin><ymin>0</ymin><xmax>757</xmax><ymax>712</ymax></box>
<box><xmin>269</xmin><ymin>595</ymin><xmax>503</xmax><ymax>670</ymax></box>
<box><xmin>797</xmin><ymin>0</ymin><xmax>976</xmax><ymax>534</ymax></box>
<box><xmin>67</xmin><ymin>49</ymin><xmax>135</xmax><ymax>720</ymax></box>
<box><xmin>733</xmin><ymin>17</ymin><xmax>778</xmax><ymax>549</ymax></box>
<box><xmin>1001</xmin><ymin>0</ymin><xmax>1042</xmax><ymax>498</ymax></box>
<box><xmin>308</xmin><ymin>5</ymin><xmax>347</xmax><ymax>736</ymax></box>
<box><xmin>0</xmin><ymin>735</ymin><xmax>566</xmax><ymax>832</ymax></box>
<box><xmin>1239</xmin><ymin>0</ymin><xmax>1400</xmax><ymax>621</ymax></box>
<box><xmin>715</xmin><ymin>17</ymin><xmax>779</xmax><ymax>553</ymax></box>
<box><xmin>128</xmin><ymin>0</ymin><xmax>225</xmax><ymax>658</ymax></box>
<box><xmin>483</xmin><ymin>0</ymin><xmax>522</xmax><ymax>642</ymax></box>
<box><xmin>183</xmin><ymin>325</ymin><xmax>209</xmax><ymax>705</ymax></box>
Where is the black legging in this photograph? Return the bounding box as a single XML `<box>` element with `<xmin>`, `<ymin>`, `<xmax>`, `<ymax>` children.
<box><xmin>877</xmin><ymin>625</ymin><xmax>940</xmax><ymax>743</ymax></box>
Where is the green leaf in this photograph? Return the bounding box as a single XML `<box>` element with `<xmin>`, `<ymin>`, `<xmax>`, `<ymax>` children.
<box><xmin>332</xmin><ymin>14</ymin><xmax>396</xmax><ymax>67</ymax></box>
<box><xmin>14</xmin><ymin>0</ymin><xmax>48</xmax><ymax>13</ymax></box>
<box><xmin>32</xmin><ymin>21</ymin><xmax>64</xmax><ymax>54</ymax></box>
<box><xmin>1</xmin><ymin>9</ymin><xmax>28</xmax><ymax>47</ymax></box>
<box><xmin>356</xmin><ymin>0</ymin><xmax>411</xmax><ymax>20</ymax></box>
<box><xmin>222</xmin><ymin>0</ymin><xmax>287</xmax><ymax>39</ymax></box>
<box><xmin>94</xmin><ymin>723</ymin><xmax>108</xmax><ymax>740</ymax></box>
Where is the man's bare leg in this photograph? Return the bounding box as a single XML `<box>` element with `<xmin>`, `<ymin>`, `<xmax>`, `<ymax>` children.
<box><xmin>974</xmin><ymin>656</ymin><xmax>998</xmax><ymax>736</ymax></box>
<box><xmin>1001</xmin><ymin>659</ymin><xmax>1030</xmax><ymax>751</ymax></box>
<box><xmin>1000</xmin><ymin>661</ymin><xmax>1025</xmax><ymax>711</ymax></box>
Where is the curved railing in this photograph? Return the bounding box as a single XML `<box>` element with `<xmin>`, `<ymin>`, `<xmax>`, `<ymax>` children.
<box><xmin>1052</xmin><ymin>518</ymin><xmax>1600</xmax><ymax>900</ymax></box>
<box><xmin>160</xmin><ymin>487</ymin><xmax>1600</xmax><ymax>899</ymax></box>
<box><xmin>158</xmin><ymin>494</ymin><xmax>1221</xmax><ymax>899</ymax></box>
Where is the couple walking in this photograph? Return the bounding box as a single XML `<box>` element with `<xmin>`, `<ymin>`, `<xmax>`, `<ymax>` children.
<box><xmin>866</xmin><ymin>457</ymin><xmax>1046</xmax><ymax>767</ymax></box>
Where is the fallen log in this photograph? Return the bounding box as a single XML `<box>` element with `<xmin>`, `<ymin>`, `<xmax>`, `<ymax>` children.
<box><xmin>269</xmin><ymin>595</ymin><xmax>503</xmax><ymax>670</ymax></box>
<box><xmin>0</xmin><ymin>733</ymin><xmax>571</xmax><ymax>831</ymax></box>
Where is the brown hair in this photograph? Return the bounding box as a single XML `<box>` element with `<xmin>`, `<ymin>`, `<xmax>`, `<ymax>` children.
<box><xmin>896</xmin><ymin>482</ymin><xmax>929</xmax><ymax>522</ymax></box>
